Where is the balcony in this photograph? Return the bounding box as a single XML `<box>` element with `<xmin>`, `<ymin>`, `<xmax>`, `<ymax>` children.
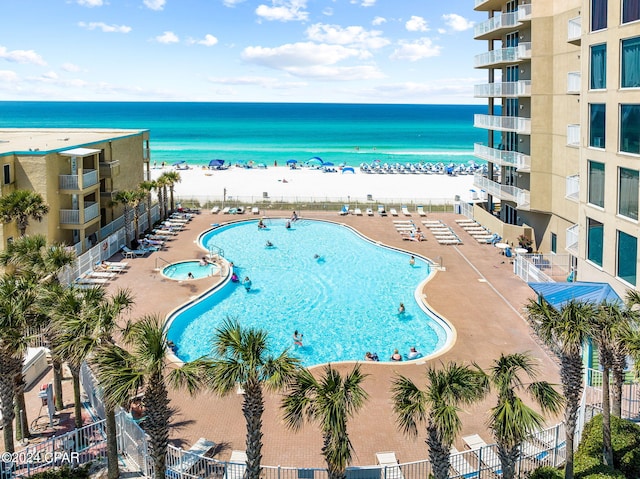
<box><xmin>474</xmin><ymin>0</ymin><xmax>506</xmax><ymax>11</ymax></box>
<box><xmin>567</xmin><ymin>124</ymin><xmax>580</xmax><ymax>147</ymax></box>
<box><xmin>566</xmin><ymin>224</ymin><xmax>579</xmax><ymax>255</ymax></box>
<box><xmin>474</xmin><ymin>80</ymin><xmax>531</xmax><ymax>98</ymax></box>
<box><xmin>474</xmin><ymin>11</ymin><xmax>520</xmax><ymax>40</ymax></box>
<box><xmin>567</xmin><ymin>72</ymin><xmax>581</xmax><ymax>94</ymax></box>
<box><xmin>568</xmin><ymin>16</ymin><xmax>581</xmax><ymax>44</ymax></box>
<box><xmin>474</xmin><ymin>114</ymin><xmax>531</xmax><ymax>134</ymax></box>
<box><xmin>474</xmin><ymin>143</ymin><xmax>531</xmax><ymax>172</ymax></box>
<box><xmin>474</xmin><ymin>43</ymin><xmax>531</xmax><ymax>68</ymax></box>
<box><xmin>59</xmin><ymin>202</ymin><xmax>100</xmax><ymax>226</ymax></box>
<box><xmin>518</xmin><ymin>4</ymin><xmax>532</xmax><ymax>23</ymax></box>
<box><xmin>58</xmin><ymin>169</ymin><xmax>98</xmax><ymax>191</ymax></box>
<box><xmin>99</xmin><ymin>160</ymin><xmax>120</xmax><ymax>178</ymax></box>
<box><xmin>566</xmin><ymin>174</ymin><xmax>580</xmax><ymax>201</ymax></box>
<box><xmin>100</xmin><ymin>190</ymin><xmax>120</xmax><ymax>202</ymax></box>
<box><xmin>474</xmin><ymin>173</ymin><xmax>530</xmax><ymax>208</ymax></box>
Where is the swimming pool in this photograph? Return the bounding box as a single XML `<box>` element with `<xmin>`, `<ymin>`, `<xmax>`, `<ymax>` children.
<box><xmin>166</xmin><ymin>219</ymin><xmax>451</xmax><ymax>366</ymax></box>
<box><xmin>162</xmin><ymin>260</ymin><xmax>220</xmax><ymax>280</ymax></box>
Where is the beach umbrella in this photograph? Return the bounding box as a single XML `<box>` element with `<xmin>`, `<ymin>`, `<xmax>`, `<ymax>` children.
<box><xmin>342</xmin><ymin>167</ymin><xmax>355</xmax><ymax>174</ymax></box>
<box><xmin>323</xmin><ymin>161</ymin><xmax>334</xmax><ymax>167</ymax></box>
<box><xmin>209</xmin><ymin>159</ymin><xmax>225</xmax><ymax>168</ymax></box>
<box><xmin>307</xmin><ymin>157</ymin><xmax>323</xmax><ymax>165</ymax></box>
<box><xmin>286</xmin><ymin>159</ymin><xmax>298</xmax><ymax>165</ymax></box>
<box><xmin>172</xmin><ymin>160</ymin><xmax>186</xmax><ymax>166</ymax></box>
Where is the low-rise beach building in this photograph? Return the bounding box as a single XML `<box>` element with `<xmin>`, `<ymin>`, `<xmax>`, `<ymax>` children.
<box><xmin>0</xmin><ymin>129</ymin><xmax>150</xmax><ymax>251</ymax></box>
<box><xmin>473</xmin><ymin>0</ymin><xmax>640</xmax><ymax>295</ymax></box>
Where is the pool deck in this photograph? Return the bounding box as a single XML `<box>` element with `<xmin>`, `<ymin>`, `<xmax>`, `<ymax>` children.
<box><xmin>23</xmin><ymin>209</ymin><xmax>561</xmax><ymax>468</ymax></box>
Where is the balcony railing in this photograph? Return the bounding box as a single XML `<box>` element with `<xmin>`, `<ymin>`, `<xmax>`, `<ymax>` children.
<box><xmin>474</xmin><ymin>143</ymin><xmax>531</xmax><ymax>171</ymax></box>
<box><xmin>473</xmin><ymin>173</ymin><xmax>530</xmax><ymax>208</ymax></box>
<box><xmin>474</xmin><ymin>80</ymin><xmax>531</xmax><ymax>98</ymax></box>
<box><xmin>566</xmin><ymin>224</ymin><xmax>579</xmax><ymax>255</ymax></box>
<box><xmin>567</xmin><ymin>124</ymin><xmax>580</xmax><ymax>147</ymax></box>
<box><xmin>517</xmin><ymin>42</ymin><xmax>532</xmax><ymax>59</ymax></box>
<box><xmin>566</xmin><ymin>174</ymin><xmax>580</xmax><ymax>200</ymax></box>
<box><xmin>518</xmin><ymin>3</ymin><xmax>532</xmax><ymax>22</ymax></box>
<box><xmin>99</xmin><ymin>161</ymin><xmax>120</xmax><ymax>177</ymax></box>
<box><xmin>475</xmin><ymin>47</ymin><xmax>517</xmax><ymax>68</ymax></box>
<box><xmin>143</xmin><ymin>148</ymin><xmax>151</xmax><ymax>162</ymax></box>
<box><xmin>58</xmin><ymin>169</ymin><xmax>98</xmax><ymax>190</ymax></box>
<box><xmin>474</xmin><ymin>11</ymin><xmax>519</xmax><ymax>39</ymax></box>
<box><xmin>474</xmin><ymin>114</ymin><xmax>531</xmax><ymax>134</ymax></box>
<box><xmin>474</xmin><ymin>0</ymin><xmax>505</xmax><ymax>10</ymax></box>
<box><xmin>567</xmin><ymin>72</ymin><xmax>581</xmax><ymax>93</ymax></box>
<box><xmin>568</xmin><ymin>16</ymin><xmax>581</xmax><ymax>43</ymax></box>
<box><xmin>59</xmin><ymin>202</ymin><xmax>100</xmax><ymax>225</ymax></box>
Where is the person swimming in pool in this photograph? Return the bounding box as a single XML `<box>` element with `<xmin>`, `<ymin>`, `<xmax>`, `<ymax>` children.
<box><xmin>291</xmin><ymin>211</ymin><xmax>298</xmax><ymax>222</ymax></box>
<box><xmin>258</xmin><ymin>218</ymin><xmax>266</xmax><ymax>229</ymax></box>
<box><xmin>285</xmin><ymin>220</ymin><xmax>291</xmax><ymax>229</ymax></box>
<box><xmin>243</xmin><ymin>276</ymin><xmax>252</xmax><ymax>291</ymax></box>
<box><xmin>409</xmin><ymin>255</ymin><xmax>415</xmax><ymax>266</ymax></box>
<box><xmin>266</xmin><ymin>240</ymin><xmax>274</xmax><ymax>247</ymax></box>
<box><xmin>390</xmin><ymin>349</ymin><xmax>403</xmax><ymax>361</ymax></box>
<box><xmin>187</xmin><ymin>272</ymin><xmax>194</xmax><ymax>279</ymax></box>
<box><xmin>398</xmin><ymin>302</ymin><xmax>405</xmax><ymax>314</ymax></box>
<box><xmin>293</xmin><ymin>330</ymin><xmax>303</xmax><ymax>346</ymax></box>
<box><xmin>231</xmin><ymin>272</ymin><xmax>239</xmax><ymax>283</ymax></box>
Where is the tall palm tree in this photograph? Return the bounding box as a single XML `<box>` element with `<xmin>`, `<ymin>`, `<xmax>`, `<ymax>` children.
<box><xmin>154</xmin><ymin>174</ymin><xmax>169</xmax><ymax>220</ymax></box>
<box><xmin>485</xmin><ymin>353</ymin><xmax>563</xmax><ymax>479</ymax></box>
<box><xmin>525</xmin><ymin>298</ymin><xmax>595</xmax><ymax>479</ymax></box>
<box><xmin>391</xmin><ymin>362</ymin><xmax>488</xmax><ymax>479</ymax></box>
<box><xmin>52</xmin><ymin>287</ymin><xmax>135</xmax><ymax>479</ymax></box>
<box><xmin>203</xmin><ymin>318</ymin><xmax>301</xmax><ymax>479</ymax></box>
<box><xmin>0</xmin><ymin>189</ymin><xmax>49</xmax><ymax>237</ymax></box>
<box><xmin>93</xmin><ymin>314</ymin><xmax>202</xmax><ymax>479</ymax></box>
<box><xmin>0</xmin><ymin>274</ymin><xmax>39</xmax><ymax>451</ymax></box>
<box><xmin>138</xmin><ymin>180</ymin><xmax>157</xmax><ymax>232</ymax></box>
<box><xmin>160</xmin><ymin>171</ymin><xmax>181</xmax><ymax>213</ymax></box>
<box><xmin>114</xmin><ymin>190</ymin><xmax>145</xmax><ymax>247</ymax></box>
<box><xmin>282</xmin><ymin>364</ymin><xmax>368</xmax><ymax>479</ymax></box>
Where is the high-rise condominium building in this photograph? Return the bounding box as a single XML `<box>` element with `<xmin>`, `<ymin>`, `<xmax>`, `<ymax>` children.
<box><xmin>473</xmin><ymin>0</ymin><xmax>640</xmax><ymax>296</ymax></box>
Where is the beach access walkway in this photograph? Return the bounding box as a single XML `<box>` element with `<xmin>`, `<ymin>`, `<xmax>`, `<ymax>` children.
<box><xmin>21</xmin><ymin>209</ymin><xmax>559</xmax><ymax>468</ymax></box>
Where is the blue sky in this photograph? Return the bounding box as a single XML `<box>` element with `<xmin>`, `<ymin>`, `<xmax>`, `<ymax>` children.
<box><xmin>0</xmin><ymin>0</ymin><xmax>485</xmax><ymax>104</ymax></box>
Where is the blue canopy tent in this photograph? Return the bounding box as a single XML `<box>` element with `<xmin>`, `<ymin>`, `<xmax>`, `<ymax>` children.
<box><xmin>286</xmin><ymin>159</ymin><xmax>298</xmax><ymax>165</ymax></box>
<box><xmin>208</xmin><ymin>159</ymin><xmax>225</xmax><ymax>168</ymax></box>
<box><xmin>323</xmin><ymin>161</ymin><xmax>334</xmax><ymax>167</ymax></box>
<box><xmin>342</xmin><ymin>166</ymin><xmax>355</xmax><ymax>174</ymax></box>
<box><xmin>172</xmin><ymin>160</ymin><xmax>185</xmax><ymax>166</ymax></box>
<box><xmin>528</xmin><ymin>281</ymin><xmax>622</xmax><ymax>309</ymax></box>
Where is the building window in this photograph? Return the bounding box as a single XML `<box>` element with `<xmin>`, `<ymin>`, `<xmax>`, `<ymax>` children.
<box><xmin>588</xmin><ymin>160</ymin><xmax>605</xmax><ymax>207</ymax></box>
<box><xmin>621</xmin><ymin>104</ymin><xmax>640</xmax><ymax>154</ymax></box>
<box><xmin>623</xmin><ymin>0</ymin><xmax>640</xmax><ymax>23</ymax></box>
<box><xmin>590</xmin><ymin>44</ymin><xmax>607</xmax><ymax>89</ymax></box>
<box><xmin>592</xmin><ymin>0</ymin><xmax>608</xmax><ymax>31</ymax></box>
<box><xmin>589</xmin><ymin>104</ymin><xmax>606</xmax><ymax>147</ymax></box>
<box><xmin>551</xmin><ymin>233</ymin><xmax>557</xmax><ymax>253</ymax></box>
<box><xmin>621</xmin><ymin>37</ymin><xmax>640</xmax><ymax>88</ymax></box>
<box><xmin>3</xmin><ymin>165</ymin><xmax>10</xmax><ymax>185</ymax></box>
<box><xmin>587</xmin><ymin>218</ymin><xmax>604</xmax><ymax>267</ymax></box>
<box><xmin>619</xmin><ymin>167</ymin><xmax>639</xmax><ymax>219</ymax></box>
<box><xmin>617</xmin><ymin>230</ymin><xmax>637</xmax><ymax>285</ymax></box>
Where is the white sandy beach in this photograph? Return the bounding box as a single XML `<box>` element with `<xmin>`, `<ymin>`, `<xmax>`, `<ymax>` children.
<box><xmin>151</xmin><ymin>166</ymin><xmax>477</xmax><ymax>205</ymax></box>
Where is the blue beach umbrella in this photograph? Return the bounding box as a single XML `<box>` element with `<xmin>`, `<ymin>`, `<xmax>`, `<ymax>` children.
<box><xmin>286</xmin><ymin>159</ymin><xmax>298</xmax><ymax>165</ymax></box>
<box><xmin>209</xmin><ymin>159</ymin><xmax>225</xmax><ymax>168</ymax></box>
<box><xmin>323</xmin><ymin>161</ymin><xmax>334</xmax><ymax>167</ymax></box>
<box><xmin>342</xmin><ymin>166</ymin><xmax>355</xmax><ymax>174</ymax></box>
<box><xmin>307</xmin><ymin>156</ymin><xmax>323</xmax><ymax>165</ymax></box>
<box><xmin>172</xmin><ymin>160</ymin><xmax>186</xmax><ymax>166</ymax></box>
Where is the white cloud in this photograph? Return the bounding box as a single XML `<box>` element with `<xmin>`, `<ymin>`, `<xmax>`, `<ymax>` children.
<box><xmin>190</xmin><ymin>34</ymin><xmax>219</xmax><ymax>47</ymax></box>
<box><xmin>77</xmin><ymin>0</ymin><xmax>105</xmax><ymax>6</ymax></box>
<box><xmin>406</xmin><ymin>15</ymin><xmax>428</xmax><ymax>32</ymax></box>
<box><xmin>78</xmin><ymin>21</ymin><xmax>132</xmax><ymax>33</ymax></box>
<box><xmin>256</xmin><ymin>0</ymin><xmax>309</xmax><ymax>22</ymax></box>
<box><xmin>306</xmin><ymin>24</ymin><xmax>389</xmax><ymax>49</ymax></box>
<box><xmin>0</xmin><ymin>70</ymin><xmax>19</xmax><ymax>82</ymax></box>
<box><xmin>223</xmin><ymin>0</ymin><xmax>246</xmax><ymax>5</ymax></box>
<box><xmin>322</xmin><ymin>7</ymin><xmax>333</xmax><ymax>16</ymax></box>
<box><xmin>62</xmin><ymin>62</ymin><xmax>82</xmax><ymax>72</ymax></box>
<box><xmin>0</xmin><ymin>46</ymin><xmax>46</xmax><ymax>66</ymax></box>
<box><xmin>143</xmin><ymin>0</ymin><xmax>165</xmax><ymax>10</ymax></box>
<box><xmin>372</xmin><ymin>16</ymin><xmax>386</xmax><ymax>26</ymax></box>
<box><xmin>42</xmin><ymin>71</ymin><xmax>58</xmax><ymax>80</ymax></box>
<box><xmin>391</xmin><ymin>38</ymin><xmax>440</xmax><ymax>61</ymax></box>
<box><xmin>360</xmin><ymin>0</ymin><xmax>376</xmax><ymax>6</ymax></box>
<box><xmin>155</xmin><ymin>31</ymin><xmax>179</xmax><ymax>44</ymax></box>
<box><xmin>442</xmin><ymin>13</ymin><xmax>475</xmax><ymax>32</ymax></box>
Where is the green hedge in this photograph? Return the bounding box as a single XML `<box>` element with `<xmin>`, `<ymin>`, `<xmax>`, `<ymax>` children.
<box><xmin>30</xmin><ymin>465</ymin><xmax>90</xmax><ymax>479</ymax></box>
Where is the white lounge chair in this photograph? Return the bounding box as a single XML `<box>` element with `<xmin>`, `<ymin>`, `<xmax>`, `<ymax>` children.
<box><xmin>354</xmin><ymin>207</ymin><xmax>362</xmax><ymax>216</ymax></box>
<box><xmin>237</xmin><ymin>206</ymin><xmax>245</xmax><ymax>214</ymax></box>
<box><xmin>172</xmin><ymin>437</ymin><xmax>216</xmax><ymax>475</ymax></box>
<box><xmin>462</xmin><ymin>434</ymin><xmax>501</xmax><ymax>474</ymax></box>
<box><xmin>339</xmin><ymin>204</ymin><xmax>350</xmax><ymax>216</ymax></box>
<box><xmin>75</xmin><ymin>276</ymin><xmax>109</xmax><ymax>285</ymax></box>
<box><xmin>416</xmin><ymin>205</ymin><xmax>426</xmax><ymax>217</ymax></box>
<box><xmin>377</xmin><ymin>205</ymin><xmax>387</xmax><ymax>216</ymax></box>
<box><xmin>227</xmin><ymin>450</ymin><xmax>247</xmax><ymax>479</ymax></box>
<box><xmin>222</xmin><ymin>206</ymin><xmax>231</xmax><ymax>214</ymax></box>
<box><xmin>121</xmin><ymin>246</ymin><xmax>149</xmax><ymax>258</ymax></box>
<box><xmin>87</xmin><ymin>271</ymin><xmax>117</xmax><ymax>279</ymax></box>
<box><xmin>390</xmin><ymin>208</ymin><xmax>398</xmax><ymax>216</ymax></box>
<box><xmin>366</xmin><ymin>208</ymin><xmax>374</xmax><ymax>216</ymax></box>
<box><xmin>401</xmin><ymin>205</ymin><xmax>411</xmax><ymax>216</ymax></box>
<box><xmin>251</xmin><ymin>206</ymin><xmax>259</xmax><ymax>215</ymax></box>
<box><xmin>450</xmin><ymin>447</ymin><xmax>478</xmax><ymax>479</ymax></box>
<box><xmin>375</xmin><ymin>452</ymin><xmax>405</xmax><ymax>479</ymax></box>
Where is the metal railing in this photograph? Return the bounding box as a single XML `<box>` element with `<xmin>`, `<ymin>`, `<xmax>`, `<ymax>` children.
<box><xmin>565</xmin><ymin>174</ymin><xmax>580</xmax><ymax>200</ymax></box>
<box><xmin>567</xmin><ymin>124</ymin><xmax>580</xmax><ymax>147</ymax></box>
<box><xmin>59</xmin><ymin>202</ymin><xmax>99</xmax><ymax>225</ymax></box>
<box><xmin>474</xmin><ymin>114</ymin><xmax>531</xmax><ymax>134</ymax></box>
<box><xmin>568</xmin><ymin>16</ymin><xmax>582</xmax><ymax>42</ymax></box>
<box><xmin>518</xmin><ymin>3</ymin><xmax>532</xmax><ymax>22</ymax></box>
<box><xmin>474</xmin><ymin>80</ymin><xmax>531</xmax><ymax>98</ymax></box>
<box><xmin>58</xmin><ymin>170</ymin><xmax>98</xmax><ymax>190</ymax></box>
<box><xmin>567</xmin><ymin>72</ymin><xmax>581</xmax><ymax>93</ymax></box>
<box><xmin>473</xmin><ymin>173</ymin><xmax>530</xmax><ymax>207</ymax></box>
<box><xmin>474</xmin><ymin>11</ymin><xmax>520</xmax><ymax>38</ymax></box>
<box><xmin>474</xmin><ymin>143</ymin><xmax>531</xmax><ymax>171</ymax></box>
<box><xmin>566</xmin><ymin>224</ymin><xmax>579</xmax><ymax>255</ymax></box>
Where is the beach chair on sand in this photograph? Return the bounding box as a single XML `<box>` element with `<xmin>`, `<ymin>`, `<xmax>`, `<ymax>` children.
<box><xmin>401</xmin><ymin>205</ymin><xmax>411</xmax><ymax>216</ymax></box>
<box><xmin>375</xmin><ymin>452</ymin><xmax>405</xmax><ymax>479</ymax></box>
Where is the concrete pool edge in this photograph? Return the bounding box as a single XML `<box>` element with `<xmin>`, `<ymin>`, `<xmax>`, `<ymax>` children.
<box><xmin>165</xmin><ymin>216</ymin><xmax>457</xmax><ymax>368</ymax></box>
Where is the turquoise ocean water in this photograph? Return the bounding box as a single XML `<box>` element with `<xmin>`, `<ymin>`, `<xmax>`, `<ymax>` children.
<box><xmin>0</xmin><ymin>102</ymin><xmax>484</xmax><ymax>168</ymax></box>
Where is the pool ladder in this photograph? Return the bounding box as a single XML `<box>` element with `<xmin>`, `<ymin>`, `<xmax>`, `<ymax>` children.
<box><xmin>154</xmin><ymin>257</ymin><xmax>173</xmax><ymax>272</ymax></box>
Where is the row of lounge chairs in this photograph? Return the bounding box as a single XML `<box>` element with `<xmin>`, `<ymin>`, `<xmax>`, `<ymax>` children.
<box><xmin>422</xmin><ymin>220</ymin><xmax>463</xmax><ymax>245</ymax></box>
<box><xmin>392</xmin><ymin>220</ymin><xmax>426</xmax><ymax>241</ymax></box>
<box><xmin>167</xmin><ymin>437</ymin><xmax>247</xmax><ymax>479</ymax></box>
<box><xmin>211</xmin><ymin>205</ymin><xmax>260</xmax><ymax>215</ymax></box>
<box><xmin>339</xmin><ymin>204</ymin><xmax>427</xmax><ymax>217</ymax></box>
<box><xmin>455</xmin><ymin>219</ymin><xmax>501</xmax><ymax>244</ymax></box>
<box><xmin>73</xmin><ymin>261</ymin><xmax>129</xmax><ymax>288</ymax></box>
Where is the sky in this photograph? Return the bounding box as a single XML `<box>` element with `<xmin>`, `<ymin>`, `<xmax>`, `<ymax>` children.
<box><xmin>0</xmin><ymin>0</ymin><xmax>486</xmax><ymax>104</ymax></box>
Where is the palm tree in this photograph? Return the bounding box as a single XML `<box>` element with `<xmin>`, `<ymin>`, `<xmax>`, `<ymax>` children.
<box><xmin>525</xmin><ymin>298</ymin><xmax>595</xmax><ymax>479</ymax></box>
<box><xmin>282</xmin><ymin>364</ymin><xmax>368</xmax><ymax>479</ymax></box>
<box><xmin>391</xmin><ymin>362</ymin><xmax>488</xmax><ymax>479</ymax></box>
<box><xmin>154</xmin><ymin>174</ymin><xmax>169</xmax><ymax>220</ymax></box>
<box><xmin>203</xmin><ymin>318</ymin><xmax>301</xmax><ymax>479</ymax></box>
<box><xmin>0</xmin><ymin>274</ymin><xmax>39</xmax><ymax>451</ymax></box>
<box><xmin>485</xmin><ymin>353</ymin><xmax>563</xmax><ymax>479</ymax></box>
<box><xmin>138</xmin><ymin>180</ymin><xmax>157</xmax><ymax>232</ymax></box>
<box><xmin>93</xmin><ymin>314</ymin><xmax>202</xmax><ymax>479</ymax></box>
<box><xmin>52</xmin><ymin>287</ymin><xmax>135</xmax><ymax>479</ymax></box>
<box><xmin>114</xmin><ymin>190</ymin><xmax>145</xmax><ymax>247</ymax></box>
<box><xmin>160</xmin><ymin>171</ymin><xmax>181</xmax><ymax>213</ymax></box>
<box><xmin>0</xmin><ymin>189</ymin><xmax>49</xmax><ymax>236</ymax></box>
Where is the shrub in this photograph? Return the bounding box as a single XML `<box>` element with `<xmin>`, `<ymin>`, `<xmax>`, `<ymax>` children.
<box><xmin>528</xmin><ymin>466</ymin><xmax>564</xmax><ymax>479</ymax></box>
<box><xmin>30</xmin><ymin>465</ymin><xmax>90</xmax><ymax>479</ymax></box>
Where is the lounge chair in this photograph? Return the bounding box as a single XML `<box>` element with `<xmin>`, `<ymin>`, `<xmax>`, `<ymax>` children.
<box><xmin>251</xmin><ymin>206</ymin><xmax>259</xmax><ymax>215</ymax></box>
<box><xmin>416</xmin><ymin>205</ymin><xmax>426</xmax><ymax>217</ymax></box>
<box><xmin>121</xmin><ymin>246</ymin><xmax>150</xmax><ymax>258</ymax></box>
<box><xmin>339</xmin><ymin>204</ymin><xmax>350</xmax><ymax>216</ymax></box>
<box><xmin>87</xmin><ymin>271</ymin><xmax>117</xmax><ymax>279</ymax></box>
<box><xmin>462</xmin><ymin>434</ymin><xmax>501</xmax><ymax>474</ymax></box>
<box><xmin>354</xmin><ymin>207</ymin><xmax>362</xmax><ymax>216</ymax></box>
<box><xmin>171</xmin><ymin>437</ymin><xmax>216</xmax><ymax>475</ymax></box>
<box><xmin>390</xmin><ymin>208</ymin><xmax>398</xmax><ymax>216</ymax></box>
<box><xmin>222</xmin><ymin>206</ymin><xmax>231</xmax><ymax>214</ymax></box>
<box><xmin>211</xmin><ymin>206</ymin><xmax>220</xmax><ymax>214</ymax></box>
<box><xmin>401</xmin><ymin>205</ymin><xmax>411</xmax><ymax>216</ymax></box>
<box><xmin>75</xmin><ymin>276</ymin><xmax>109</xmax><ymax>285</ymax></box>
<box><xmin>227</xmin><ymin>450</ymin><xmax>247</xmax><ymax>479</ymax></box>
<box><xmin>377</xmin><ymin>205</ymin><xmax>387</xmax><ymax>216</ymax></box>
<box><xmin>237</xmin><ymin>206</ymin><xmax>245</xmax><ymax>214</ymax></box>
<box><xmin>450</xmin><ymin>447</ymin><xmax>478</xmax><ymax>479</ymax></box>
<box><xmin>375</xmin><ymin>452</ymin><xmax>405</xmax><ymax>479</ymax></box>
<box><xmin>366</xmin><ymin>208</ymin><xmax>374</xmax><ymax>216</ymax></box>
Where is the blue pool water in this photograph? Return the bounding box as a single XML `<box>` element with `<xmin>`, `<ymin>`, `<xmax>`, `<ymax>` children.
<box><xmin>166</xmin><ymin>219</ymin><xmax>451</xmax><ymax>366</ymax></box>
<box><xmin>162</xmin><ymin>260</ymin><xmax>219</xmax><ymax>280</ymax></box>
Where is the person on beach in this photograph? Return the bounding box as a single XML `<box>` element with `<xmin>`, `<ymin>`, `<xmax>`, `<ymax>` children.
<box><xmin>409</xmin><ymin>255</ymin><xmax>415</xmax><ymax>267</ymax></box>
<box><xmin>293</xmin><ymin>330</ymin><xmax>303</xmax><ymax>346</ymax></box>
<box><xmin>243</xmin><ymin>276</ymin><xmax>252</xmax><ymax>291</ymax></box>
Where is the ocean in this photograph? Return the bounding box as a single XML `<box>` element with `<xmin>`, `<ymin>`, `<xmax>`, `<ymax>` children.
<box><xmin>0</xmin><ymin>102</ymin><xmax>485</xmax><ymax>168</ymax></box>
